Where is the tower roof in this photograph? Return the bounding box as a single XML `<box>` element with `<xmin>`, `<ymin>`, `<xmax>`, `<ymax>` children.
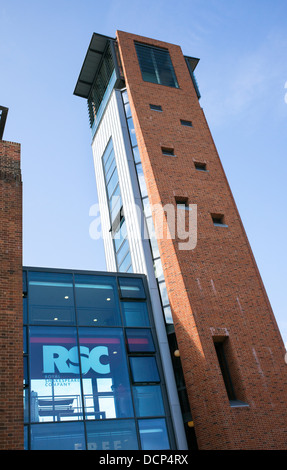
<box><xmin>74</xmin><ymin>32</ymin><xmax>115</xmax><ymax>98</ymax></box>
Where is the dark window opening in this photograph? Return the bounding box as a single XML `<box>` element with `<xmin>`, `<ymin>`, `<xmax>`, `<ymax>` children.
<box><xmin>150</xmin><ymin>104</ymin><xmax>162</xmax><ymax>112</ymax></box>
<box><xmin>194</xmin><ymin>161</ymin><xmax>207</xmax><ymax>171</ymax></box>
<box><xmin>180</xmin><ymin>119</ymin><xmax>192</xmax><ymax>127</ymax></box>
<box><xmin>161</xmin><ymin>147</ymin><xmax>175</xmax><ymax>157</ymax></box>
<box><xmin>214</xmin><ymin>340</ymin><xmax>236</xmax><ymax>401</ymax></box>
<box><xmin>211</xmin><ymin>213</ymin><xmax>227</xmax><ymax>227</ymax></box>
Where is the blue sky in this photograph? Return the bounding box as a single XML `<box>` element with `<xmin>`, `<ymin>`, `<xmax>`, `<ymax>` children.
<box><xmin>1</xmin><ymin>0</ymin><xmax>287</xmax><ymax>345</ymax></box>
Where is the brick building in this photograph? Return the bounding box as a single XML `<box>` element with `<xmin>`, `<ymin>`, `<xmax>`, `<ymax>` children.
<box><xmin>74</xmin><ymin>31</ymin><xmax>287</xmax><ymax>450</ymax></box>
<box><xmin>0</xmin><ymin>106</ymin><xmax>23</xmax><ymax>449</ymax></box>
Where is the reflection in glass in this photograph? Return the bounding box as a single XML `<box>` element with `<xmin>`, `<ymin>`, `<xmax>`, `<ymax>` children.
<box><xmin>78</xmin><ymin>327</ymin><xmax>134</xmax><ymax>419</ymax></box>
<box><xmin>28</xmin><ymin>272</ymin><xmax>75</xmax><ymax>325</ymax></box>
<box><xmin>29</xmin><ymin>326</ymin><xmax>83</xmax><ymax>422</ymax></box>
<box><xmin>126</xmin><ymin>329</ymin><xmax>155</xmax><ymax>353</ymax></box>
<box><xmin>86</xmin><ymin>420</ymin><xmax>138</xmax><ymax>450</ymax></box>
<box><xmin>133</xmin><ymin>146</ymin><xmax>141</xmax><ymax>164</ymax></box>
<box><xmin>119</xmin><ymin>277</ymin><xmax>146</xmax><ymax>299</ymax></box>
<box><xmin>133</xmin><ymin>385</ymin><xmax>165</xmax><ymax>417</ymax></box>
<box><xmin>121</xmin><ymin>301</ymin><xmax>150</xmax><ymax>327</ymax></box>
<box><xmin>138</xmin><ymin>418</ymin><xmax>170</xmax><ymax>450</ymax></box>
<box><xmin>159</xmin><ymin>281</ymin><xmax>169</xmax><ymax>307</ymax></box>
<box><xmin>129</xmin><ymin>356</ymin><xmax>160</xmax><ymax>383</ymax></box>
<box><xmin>30</xmin><ymin>422</ymin><xmax>86</xmax><ymax>450</ymax></box>
<box><xmin>136</xmin><ymin>163</ymin><xmax>148</xmax><ymax>198</ymax></box>
<box><xmin>127</xmin><ymin>117</ymin><xmax>137</xmax><ymax>147</ymax></box>
<box><xmin>118</xmin><ymin>251</ymin><xmax>132</xmax><ymax>273</ymax></box>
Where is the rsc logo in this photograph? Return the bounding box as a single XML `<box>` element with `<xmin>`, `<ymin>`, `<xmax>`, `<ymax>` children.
<box><xmin>43</xmin><ymin>345</ymin><xmax>110</xmax><ymax>375</ymax></box>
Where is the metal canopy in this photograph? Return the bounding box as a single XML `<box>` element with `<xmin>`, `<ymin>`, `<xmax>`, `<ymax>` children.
<box><xmin>74</xmin><ymin>32</ymin><xmax>115</xmax><ymax>98</ymax></box>
<box><xmin>184</xmin><ymin>56</ymin><xmax>200</xmax><ymax>72</ymax></box>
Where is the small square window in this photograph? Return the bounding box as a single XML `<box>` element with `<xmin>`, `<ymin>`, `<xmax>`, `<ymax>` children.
<box><xmin>180</xmin><ymin>119</ymin><xmax>192</xmax><ymax>127</ymax></box>
<box><xmin>211</xmin><ymin>213</ymin><xmax>227</xmax><ymax>227</ymax></box>
<box><xmin>150</xmin><ymin>104</ymin><xmax>162</xmax><ymax>112</ymax></box>
<box><xmin>194</xmin><ymin>161</ymin><xmax>207</xmax><ymax>171</ymax></box>
<box><xmin>161</xmin><ymin>147</ymin><xmax>175</xmax><ymax>157</ymax></box>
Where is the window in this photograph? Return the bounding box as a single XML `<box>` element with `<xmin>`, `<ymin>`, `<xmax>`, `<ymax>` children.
<box><xmin>74</xmin><ymin>274</ymin><xmax>121</xmax><ymax>326</ymax></box>
<box><xmin>214</xmin><ymin>340</ymin><xmax>236</xmax><ymax>401</ymax></box>
<box><xmin>129</xmin><ymin>357</ymin><xmax>160</xmax><ymax>383</ymax></box>
<box><xmin>126</xmin><ymin>329</ymin><xmax>155</xmax><ymax>353</ymax></box>
<box><xmin>150</xmin><ymin>104</ymin><xmax>162</xmax><ymax>112</ymax></box>
<box><xmin>30</xmin><ymin>422</ymin><xmax>86</xmax><ymax>450</ymax></box>
<box><xmin>86</xmin><ymin>420</ymin><xmax>138</xmax><ymax>450</ymax></box>
<box><xmin>121</xmin><ymin>301</ymin><xmax>150</xmax><ymax>327</ymax></box>
<box><xmin>102</xmin><ymin>138</ymin><xmax>133</xmax><ymax>273</ymax></box>
<box><xmin>180</xmin><ymin>119</ymin><xmax>192</xmax><ymax>127</ymax></box>
<box><xmin>161</xmin><ymin>147</ymin><xmax>175</xmax><ymax>157</ymax></box>
<box><xmin>135</xmin><ymin>42</ymin><xmax>178</xmax><ymax>88</ymax></box>
<box><xmin>211</xmin><ymin>213</ymin><xmax>227</xmax><ymax>227</ymax></box>
<box><xmin>119</xmin><ymin>277</ymin><xmax>146</xmax><ymax>299</ymax></box>
<box><xmin>28</xmin><ymin>272</ymin><xmax>75</xmax><ymax>325</ymax></box>
<box><xmin>138</xmin><ymin>418</ymin><xmax>170</xmax><ymax>450</ymax></box>
<box><xmin>132</xmin><ymin>386</ymin><xmax>165</xmax><ymax>417</ymax></box>
<box><xmin>194</xmin><ymin>161</ymin><xmax>207</xmax><ymax>171</ymax></box>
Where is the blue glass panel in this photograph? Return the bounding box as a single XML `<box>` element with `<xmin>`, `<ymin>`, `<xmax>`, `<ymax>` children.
<box><xmin>118</xmin><ymin>251</ymin><xmax>132</xmax><ymax>273</ymax></box>
<box><xmin>126</xmin><ymin>329</ymin><xmax>155</xmax><ymax>353</ymax></box>
<box><xmin>30</xmin><ymin>422</ymin><xmax>86</xmax><ymax>450</ymax></box>
<box><xmin>78</xmin><ymin>328</ymin><xmax>134</xmax><ymax>419</ymax></box>
<box><xmin>159</xmin><ymin>281</ymin><xmax>169</xmax><ymax>307</ymax></box>
<box><xmin>102</xmin><ymin>139</ymin><xmax>114</xmax><ymax>166</ymax></box>
<box><xmin>74</xmin><ymin>274</ymin><xmax>121</xmax><ymax>326</ymax></box>
<box><xmin>28</xmin><ymin>272</ymin><xmax>75</xmax><ymax>325</ymax></box>
<box><xmin>24</xmin><ymin>425</ymin><xmax>28</xmax><ymax>450</ymax></box>
<box><xmin>133</xmin><ymin>145</ymin><xmax>141</xmax><ymax>163</ymax></box>
<box><xmin>105</xmin><ymin>152</ymin><xmax>116</xmax><ymax>182</ymax></box>
<box><xmin>23</xmin><ymin>326</ymin><xmax>27</xmax><ymax>353</ymax></box>
<box><xmin>119</xmin><ymin>277</ymin><xmax>146</xmax><ymax>299</ymax></box>
<box><xmin>106</xmin><ymin>167</ymin><xmax>119</xmax><ymax>199</ymax></box>
<box><xmin>86</xmin><ymin>420</ymin><xmax>138</xmax><ymax>450</ymax></box>
<box><xmin>121</xmin><ymin>301</ymin><xmax>150</xmax><ymax>327</ymax></box>
<box><xmin>136</xmin><ymin>163</ymin><xmax>148</xmax><ymax>198</ymax></box>
<box><xmin>24</xmin><ymin>388</ymin><xmax>29</xmax><ymax>423</ymax></box>
<box><xmin>113</xmin><ymin>218</ymin><xmax>127</xmax><ymax>252</ymax></box>
<box><xmin>122</xmin><ymin>90</ymin><xmax>129</xmax><ymax>104</ymax></box>
<box><xmin>116</xmin><ymin>238</ymin><xmax>129</xmax><ymax>266</ymax></box>
<box><xmin>127</xmin><ymin>117</ymin><xmax>137</xmax><ymax>147</ymax></box>
<box><xmin>133</xmin><ymin>385</ymin><xmax>165</xmax><ymax>417</ymax></box>
<box><xmin>124</xmin><ymin>102</ymin><xmax>132</xmax><ymax>118</ymax></box>
<box><xmin>138</xmin><ymin>418</ymin><xmax>170</xmax><ymax>450</ymax></box>
<box><xmin>129</xmin><ymin>357</ymin><xmax>160</xmax><ymax>383</ymax></box>
<box><xmin>29</xmin><ymin>326</ymin><xmax>83</xmax><ymax>422</ymax></box>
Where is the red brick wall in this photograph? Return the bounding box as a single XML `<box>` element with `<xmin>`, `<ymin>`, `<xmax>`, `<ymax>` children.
<box><xmin>117</xmin><ymin>30</ymin><xmax>287</xmax><ymax>449</ymax></box>
<box><xmin>0</xmin><ymin>140</ymin><xmax>23</xmax><ymax>449</ymax></box>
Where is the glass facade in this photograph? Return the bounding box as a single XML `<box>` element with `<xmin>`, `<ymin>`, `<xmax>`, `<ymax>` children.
<box><xmin>23</xmin><ymin>269</ymin><xmax>173</xmax><ymax>450</ymax></box>
<box><xmin>102</xmin><ymin>138</ymin><xmax>133</xmax><ymax>273</ymax></box>
<box><xmin>122</xmin><ymin>89</ymin><xmax>173</xmax><ymax>324</ymax></box>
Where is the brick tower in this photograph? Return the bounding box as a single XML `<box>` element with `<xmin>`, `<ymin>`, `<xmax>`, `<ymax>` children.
<box><xmin>0</xmin><ymin>106</ymin><xmax>23</xmax><ymax>449</ymax></box>
<box><xmin>74</xmin><ymin>31</ymin><xmax>287</xmax><ymax>450</ymax></box>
